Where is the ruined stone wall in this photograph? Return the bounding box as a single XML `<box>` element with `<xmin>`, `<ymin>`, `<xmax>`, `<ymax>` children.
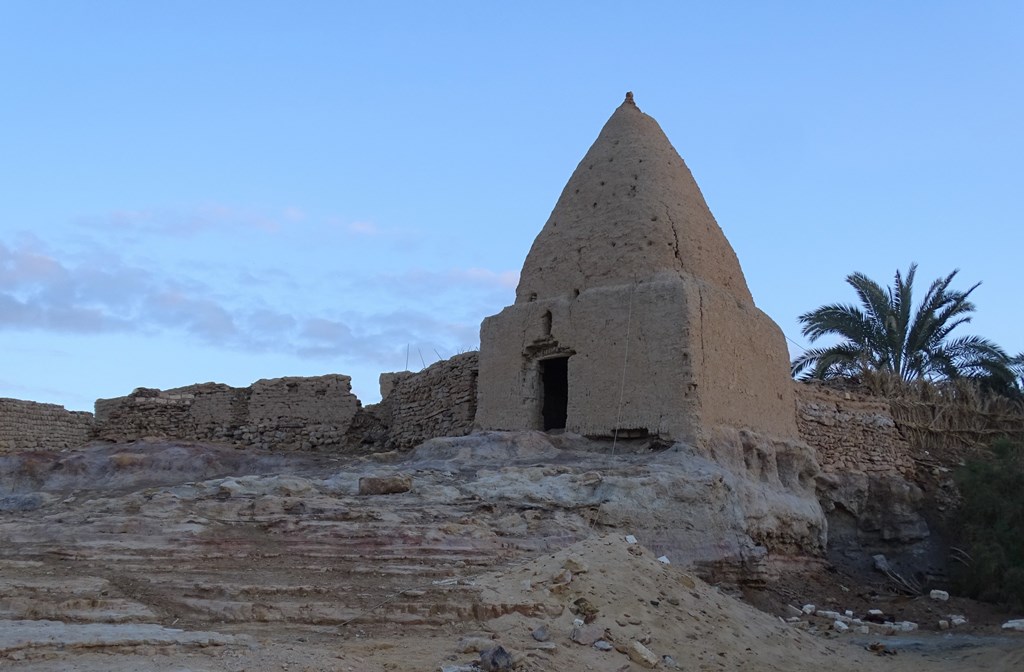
<box><xmin>94</xmin><ymin>375</ymin><xmax>359</xmax><ymax>451</ymax></box>
<box><xmin>377</xmin><ymin>352</ymin><xmax>478</xmax><ymax>450</ymax></box>
<box><xmin>94</xmin><ymin>384</ymin><xmax>242</xmax><ymax>443</ymax></box>
<box><xmin>795</xmin><ymin>383</ymin><xmax>914</xmax><ymax>478</ymax></box>
<box><xmin>244</xmin><ymin>376</ymin><xmax>360</xmax><ymax>450</ymax></box>
<box><xmin>0</xmin><ymin>398</ymin><xmax>93</xmax><ymax>452</ymax></box>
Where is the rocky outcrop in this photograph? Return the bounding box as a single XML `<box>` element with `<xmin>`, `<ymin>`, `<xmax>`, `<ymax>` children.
<box><xmin>0</xmin><ymin>429</ymin><xmax>824</xmax><ymax>631</ymax></box>
<box><xmin>0</xmin><ymin>440</ymin><xmax>883</xmax><ymax>672</ymax></box>
<box><xmin>411</xmin><ymin>429</ymin><xmax>825</xmax><ymax>581</ymax></box>
<box><xmin>817</xmin><ymin>471</ymin><xmax>938</xmax><ymax>582</ymax></box>
<box><xmin>0</xmin><ymin>398</ymin><xmax>93</xmax><ymax>452</ymax></box>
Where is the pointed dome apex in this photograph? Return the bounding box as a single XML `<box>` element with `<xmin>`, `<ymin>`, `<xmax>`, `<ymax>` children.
<box><xmin>515</xmin><ymin>96</ymin><xmax>753</xmax><ymax>305</ymax></box>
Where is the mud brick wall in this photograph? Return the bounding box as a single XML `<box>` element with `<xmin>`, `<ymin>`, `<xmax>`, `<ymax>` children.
<box><xmin>94</xmin><ymin>375</ymin><xmax>359</xmax><ymax>451</ymax></box>
<box><xmin>795</xmin><ymin>383</ymin><xmax>914</xmax><ymax>478</ymax></box>
<box><xmin>94</xmin><ymin>384</ymin><xmax>243</xmax><ymax>443</ymax></box>
<box><xmin>377</xmin><ymin>352</ymin><xmax>479</xmax><ymax>450</ymax></box>
<box><xmin>242</xmin><ymin>376</ymin><xmax>360</xmax><ymax>450</ymax></box>
<box><xmin>0</xmin><ymin>398</ymin><xmax>93</xmax><ymax>452</ymax></box>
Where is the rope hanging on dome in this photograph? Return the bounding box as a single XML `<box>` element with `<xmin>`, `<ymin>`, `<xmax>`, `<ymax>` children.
<box><xmin>611</xmin><ymin>280</ymin><xmax>636</xmax><ymax>454</ymax></box>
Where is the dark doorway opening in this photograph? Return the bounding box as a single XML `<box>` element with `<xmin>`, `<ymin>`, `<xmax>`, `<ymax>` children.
<box><xmin>540</xmin><ymin>357</ymin><xmax>569</xmax><ymax>431</ymax></box>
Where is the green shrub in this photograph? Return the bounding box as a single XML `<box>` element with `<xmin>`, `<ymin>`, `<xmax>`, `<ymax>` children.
<box><xmin>952</xmin><ymin>437</ymin><xmax>1024</xmax><ymax>608</ymax></box>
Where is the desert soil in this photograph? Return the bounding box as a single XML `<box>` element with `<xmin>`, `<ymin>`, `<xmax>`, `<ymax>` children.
<box><xmin>1</xmin><ymin>440</ymin><xmax>1021</xmax><ymax>671</ymax></box>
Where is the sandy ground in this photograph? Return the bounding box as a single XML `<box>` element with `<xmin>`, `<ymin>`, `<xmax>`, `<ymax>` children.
<box><xmin>1</xmin><ymin>441</ymin><xmax>1022</xmax><ymax>671</ymax></box>
<box><xmin>4</xmin><ymin>535</ymin><xmax>1023</xmax><ymax>671</ymax></box>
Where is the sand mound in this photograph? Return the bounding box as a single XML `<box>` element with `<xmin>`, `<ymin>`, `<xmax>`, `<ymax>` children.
<box><xmin>449</xmin><ymin>533</ymin><xmax>859</xmax><ymax>671</ymax></box>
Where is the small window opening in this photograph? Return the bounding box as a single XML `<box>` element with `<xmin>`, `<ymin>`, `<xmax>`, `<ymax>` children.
<box><xmin>541</xmin><ymin>310</ymin><xmax>552</xmax><ymax>337</ymax></box>
<box><xmin>540</xmin><ymin>357</ymin><xmax>569</xmax><ymax>431</ymax></box>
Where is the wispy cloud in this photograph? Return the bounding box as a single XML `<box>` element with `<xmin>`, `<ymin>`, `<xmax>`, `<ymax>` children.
<box><xmin>76</xmin><ymin>204</ymin><xmax>301</xmax><ymax>238</ymax></box>
<box><xmin>0</xmin><ymin>238</ymin><xmax>495</xmax><ymax>369</ymax></box>
<box><xmin>347</xmin><ymin>221</ymin><xmax>379</xmax><ymax>236</ymax></box>
<box><xmin>148</xmin><ymin>291</ymin><xmax>240</xmax><ymax>342</ymax></box>
<box><xmin>371</xmin><ymin>267</ymin><xmax>519</xmax><ymax>292</ymax></box>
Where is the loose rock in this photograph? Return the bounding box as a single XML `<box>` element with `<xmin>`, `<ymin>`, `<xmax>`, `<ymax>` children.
<box><xmin>480</xmin><ymin>645</ymin><xmax>513</xmax><ymax>672</ymax></box>
<box><xmin>571</xmin><ymin>623</ymin><xmax>605</xmax><ymax>646</ymax></box>
<box><xmin>357</xmin><ymin>474</ymin><xmax>412</xmax><ymax>495</ymax></box>
<box><xmin>571</xmin><ymin>596</ymin><xmax>599</xmax><ymax>622</ymax></box>
<box><xmin>563</xmin><ymin>555</ymin><xmax>589</xmax><ymax>573</ymax></box>
<box><xmin>456</xmin><ymin>635</ymin><xmax>494</xmax><ymax>654</ymax></box>
<box><xmin>628</xmin><ymin>641</ymin><xmax>660</xmax><ymax>669</ymax></box>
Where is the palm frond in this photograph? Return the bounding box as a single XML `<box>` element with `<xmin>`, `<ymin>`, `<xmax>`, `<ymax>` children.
<box><xmin>795</xmin><ymin>264</ymin><xmax>1010</xmax><ymax>389</ymax></box>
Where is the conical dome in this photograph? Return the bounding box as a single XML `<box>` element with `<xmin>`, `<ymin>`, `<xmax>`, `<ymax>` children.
<box><xmin>516</xmin><ymin>93</ymin><xmax>753</xmax><ymax>305</ymax></box>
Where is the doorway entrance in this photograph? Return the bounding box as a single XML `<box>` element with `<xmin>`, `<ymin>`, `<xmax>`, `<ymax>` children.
<box><xmin>540</xmin><ymin>357</ymin><xmax>569</xmax><ymax>431</ymax></box>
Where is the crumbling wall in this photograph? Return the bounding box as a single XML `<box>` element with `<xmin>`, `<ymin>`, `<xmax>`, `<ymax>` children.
<box><xmin>94</xmin><ymin>375</ymin><xmax>359</xmax><ymax>451</ymax></box>
<box><xmin>94</xmin><ymin>384</ymin><xmax>244</xmax><ymax>443</ymax></box>
<box><xmin>244</xmin><ymin>376</ymin><xmax>360</xmax><ymax>450</ymax></box>
<box><xmin>795</xmin><ymin>383</ymin><xmax>914</xmax><ymax>478</ymax></box>
<box><xmin>0</xmin><ymin>398</ymin><xmax>93</xmax><ymax>452</ymax></box>
<box><xmin>376</xmin><ymin>352</ymin><xmax>478</xmax><ymax>450</ymax></box>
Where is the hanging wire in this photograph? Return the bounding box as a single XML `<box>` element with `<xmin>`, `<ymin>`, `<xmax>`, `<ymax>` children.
<box><xmin>611</xmin><ymin>281</ymin><xmax>636</xmax><ymax>454</ymax></box>
<box><xmin>785</xmin><ymin>333</ymin><xmax>809</xmax><ymax>353</ymax></box>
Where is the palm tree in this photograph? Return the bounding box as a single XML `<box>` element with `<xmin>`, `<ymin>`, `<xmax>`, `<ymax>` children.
<box><xmin>791</xmin><ymin>264</ymin><xmax>1015</xmax><ymax>384</ymax></box>
<box><xmin>1012</xmin><ymin>353</ymin><xmax>1024</xmax><ymax>390</ymax></box>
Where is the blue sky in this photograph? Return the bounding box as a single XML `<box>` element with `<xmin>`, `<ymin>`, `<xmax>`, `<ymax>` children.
<box><xmin>2</xmin><ymin>2</ymin><xmax>1022</xmax><ymax>411</ymax></box>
